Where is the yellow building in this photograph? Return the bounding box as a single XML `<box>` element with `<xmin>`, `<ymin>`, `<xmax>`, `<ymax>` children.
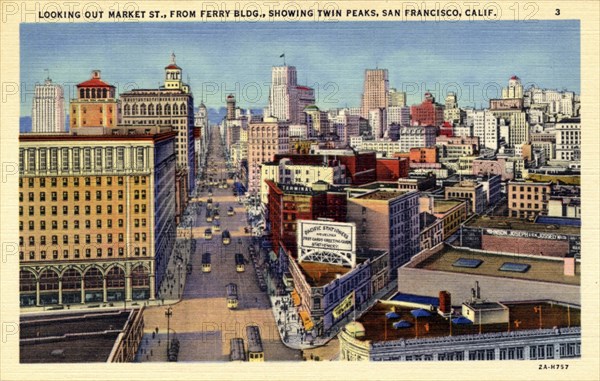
<box><xmin>70</xmin><ymin>70</ymin><xmax>118</xmax><ymax>129</ymax></box>
<box><xmin>18</xmin><ymin>126</ymin><xmax>177</xmax><ymax>307</ymax></box>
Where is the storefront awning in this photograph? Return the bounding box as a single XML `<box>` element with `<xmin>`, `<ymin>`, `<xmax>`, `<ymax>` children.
<box><xmin>291</xmin><ymin>289</ymin><xmax>301</xmax><ymax>307</ymax></box>
<box><xmin>299</xmin><ymin>310</ymin><xmax>313</xmax><ymax>331</ymax></box>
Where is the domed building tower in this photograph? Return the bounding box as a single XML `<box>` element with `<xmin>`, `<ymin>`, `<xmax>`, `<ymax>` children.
<box><xmin>70</xmin><ymin>70</ymin><xmax>118</xmax><ymax>129</ymax></box>
<box><xmin>502</xmin><ymin>75</ymin><xmax>524</xmax><ymax>99</ymax></box>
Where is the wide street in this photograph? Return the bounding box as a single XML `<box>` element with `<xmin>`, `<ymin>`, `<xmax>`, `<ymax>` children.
<box><xmin>137</xmin><ymin>128</ymin><xmax>301</xmax><ymax>362</ymax></box>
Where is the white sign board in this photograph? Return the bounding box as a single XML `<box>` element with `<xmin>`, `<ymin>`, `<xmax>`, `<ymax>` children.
<box><xmin>299</xmin><ymin>220</ymin><xmax>355</xmax><ymax>252</ymax></box>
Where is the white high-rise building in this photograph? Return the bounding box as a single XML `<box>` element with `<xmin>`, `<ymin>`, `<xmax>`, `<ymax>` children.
<box><xmin>502</xmin><ymin>75</ymin><xmax>524</xmax><ymax>99</ymax></box>
<box><xmin>472</xmin><ymin>110</ymin><xmax>500</xmax><ymax>151</ymax></box>
<box><xmin>32</xmin><ymin>78</ymin><xmax>65</xmax><ymax>133</ymax></box>
<box><xmin>369</xmin><ymin>108</ymin><xmax>387</xmax><ymax>139</ymax></box>
<box><xmin>268</xmin><ymin>65</ymin><xmax>315</xmax><ymax>124</ymax></box>
<box><xmin>387</xmin><ymin>106</ymin><xmax>410</xmax><ymax>127</ymax></box>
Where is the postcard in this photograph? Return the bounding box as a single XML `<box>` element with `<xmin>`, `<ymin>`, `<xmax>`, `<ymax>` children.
<box><xmin>1</xmin><ymin>1</ymin><xmax>598</xmax><ymax>380</ymax></box>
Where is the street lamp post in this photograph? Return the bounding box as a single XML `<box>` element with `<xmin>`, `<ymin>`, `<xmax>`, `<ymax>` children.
<box><xmin>165</xmin><ymin>307</ymin><xmax>173</xmax><ymax>356</ymax></box>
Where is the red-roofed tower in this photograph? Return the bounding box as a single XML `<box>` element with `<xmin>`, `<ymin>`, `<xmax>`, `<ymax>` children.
<box><xmin>70</xmin><ymin>70</ymin><xmax>118</xmax><ymax>128</ymax></box>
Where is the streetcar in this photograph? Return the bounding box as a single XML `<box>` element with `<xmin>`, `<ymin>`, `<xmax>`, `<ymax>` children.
<box><xmin>226</xmin><ymin>283</ymin><xmax>238</xmax><ymax>309</ymax></box>
<box><xmin>204</xmin><ymin>228</ymin><xmax>213</xmax><ymax>240</ymax></box>
<box><xmin>229</xmin><ymin>338</ymin><xmax>247</xmax><ymax>362</ymax></box>
<box><xmin>222</xmin><ymin>230</ymin><xmax>231</xmax><ymax>245</ymax></box>
<box><xmin>235</xmin><ymin>253</ymin><xmax>245</xmax><ymax>273</ymax></box>
<box><xmin>246</xmin><ymin>325</ymin><xmax>264</xmax><ymax>362</ymax></box>
<box><xmin>201</xmin><ymin>252</ymin><xmax>211</xmax><ymax>273</ymax></box>
<box><xmin>206</xmin><ymin>209</ymin><xmax>214</xmax><ymax>223</ymax></box>
<box><xmin>227</xmin><ymin>206</ymin><xmax>235</xmax><ymax>216</ymax></box>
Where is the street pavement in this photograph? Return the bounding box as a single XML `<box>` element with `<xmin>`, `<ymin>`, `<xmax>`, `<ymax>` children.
<box><xmin>135</xmin><ymin>129</ymin><xmax>301</xmax><ymax>362</ymax></box>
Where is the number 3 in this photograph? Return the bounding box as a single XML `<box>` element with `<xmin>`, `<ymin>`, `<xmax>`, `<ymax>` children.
<box><xmin>555</xmin><ymin>9</ymin><xmax>560</xmax><ymax>16</ymax></box>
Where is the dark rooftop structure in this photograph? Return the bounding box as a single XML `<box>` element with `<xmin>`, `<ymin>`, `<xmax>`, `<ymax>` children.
<box><xmin>20</xmin><ymin>309</ymin><xmax>138</xmax><ymax>363</ymax></box>
<box><xmin>464</xmin><ymin>215</ymin><xmax>580</xmax><ymax>236</ymax></box>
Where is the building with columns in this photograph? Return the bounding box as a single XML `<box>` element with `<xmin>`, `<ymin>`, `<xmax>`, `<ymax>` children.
<box><xmin>119</xmin><ymin>53</ymin><xmax>195</xmax><ymax>196</ymax></box>
<box><xmin>18</xmin><ymin>126</ymin><xmax>177</xmax><ymax>307</ymax></box>
<box><xmin>32</xmin><ymin>77</ymin><xmax>66</xmax><ymax>133</ymax></box>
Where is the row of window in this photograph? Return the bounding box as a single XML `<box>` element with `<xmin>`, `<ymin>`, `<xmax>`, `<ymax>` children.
<box><xmin>20</xmin><ymin>232</ymin><xmax>147</xmax><ymax>246</ymax></box>
<box><xmin>20</xmin><ymin>246</ymin><xmax>148</xmax><ymax>260</ymax></box>
<box><xmin>511</xmin><ymin>202</ymin><xmax>546</xmax><ymax>210</ymax></box>
<box><xmin>510</xmin><ymin>185</ymin><xmax>549</xmax><ymax>193</ymax></box>
<box><xmin>123</xmin><ymin>103</ymin><xmax>187</xmax><ymax>116</ymax></box>
<box><xmin>19</xmin><ymin>218</ymin><xmax>147</xmax><ymax>231</ymax></box>
<box><xmin>21</xmin><ymin>190</ymin><xmax>146</xmax><ymax>202</ymax></box>
<box><xmin>20</xmin><ymin>146</ymin><xmax>146</xmax><ymax>173</ymax></box>
<box><xmin>20</xmin><ymin>204</ymin><xmax>147</xmax><ymax>217</ymax></box>
<box><xmin>19</xmin><ymin>175</ymin><xmax>148</xmax><ymax>188</ymax></box>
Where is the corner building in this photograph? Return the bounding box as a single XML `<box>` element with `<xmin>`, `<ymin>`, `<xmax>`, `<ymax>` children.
<box><xmin>18</xmin><ymin>127</ymin><xmax>177</xmax><ymax>306</ymax></box>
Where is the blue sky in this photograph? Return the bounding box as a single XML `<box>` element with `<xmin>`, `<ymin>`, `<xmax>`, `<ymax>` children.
<box><xmin>20</xmin><ymin>20</ymin><xmax>579</xmax><ymax>116</ymax></box>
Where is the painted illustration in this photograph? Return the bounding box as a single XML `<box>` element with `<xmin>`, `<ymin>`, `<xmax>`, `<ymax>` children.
<box><xmin>17</xmin><ymin>19</ymin><xmax>581</xmax><ymax>363</ymax></box>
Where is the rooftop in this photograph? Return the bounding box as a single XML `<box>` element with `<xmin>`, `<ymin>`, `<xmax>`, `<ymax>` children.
<box><xmin>353</xmin><ymin>300</ymin><xmax>579</xmax><ymax>343</ymax></box>
<box><xmin>354</xmin><ymin>189</ymin><xmax>410</xmax><ymax>201</ymax></box>
<box><xmin>465</xmin><ymin>215</ymin><xmax>580</xmax><ymax>236</ymax></box>
<box><xmin>416</xmin><ymin>247</ymin><xmax>580</xmax><ymax>285</ymax></box>
<box><xmin>20</xmin><ymin>309</ymin><xmax>133</xmax><ymax>363</ymax></box>
<box><xmin>433</xmin><ymin>199</ymin><xmax>464</xmax><ymax>214</ymax></box>
<box><xmin>298</xmin><ymin>261</ymin><xmax>351</xmax><ymax>287</ymax></box>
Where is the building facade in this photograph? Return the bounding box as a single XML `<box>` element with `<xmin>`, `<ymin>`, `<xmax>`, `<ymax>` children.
<box><xmin>361</xmin><ymin>69</ymin><xmax>389</xmax><ymax>119</ymax></box>
<box><xmin>70</xmin><ymin>70</ymin><xmax>118</xmax><ymax>129</ymax></box>
<box><xmin>18</xmin><ymin>127</ymin><xmax>177</xmax><ymax>306</ymax></box>
<box><xmin>32</xmin><ymin>77</ymin><xmax>65</xmax><ymax>133</ymax></box>
<box><xmin>347</xmin><ymin>189</ymin><xmax>420</xmax><ymax>279</ymax></box>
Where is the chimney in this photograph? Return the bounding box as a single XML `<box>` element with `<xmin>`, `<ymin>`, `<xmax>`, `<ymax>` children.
<box><xmin>564</xmin><ymin>255</ymin><xmax>576</xmax><ymax>276</ymax></box>
<box><xmin>439</xmin><ymin>290</ymin><xmax>451</xmax><ymax>314</ymax></box>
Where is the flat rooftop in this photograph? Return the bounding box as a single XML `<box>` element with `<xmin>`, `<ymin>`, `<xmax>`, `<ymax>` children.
<box><xmin>416</xmin><ymin>247</ymin><xmax>580</xmax><ymax>285</ymax></box>
<box><xmin>433</xmin><ymin>200</ymin><xmax>463</xmax><ymax>213</ymax></box>
<box><xmin>354</xmin><ymin>300</ymin><xmax>579</xmax><ymax>343</ymax></box>
<box><xmin>465</xmin><ymin>215</ymin><xmax>580</xmax><ymax>236</ymax></box>
<box><xmin>298</xmin><ymin>261</ymin><xmax>351</xmax><ymax>287</ymax></box>
<box><xmin>355</xmin><ymin>190</ymin><xmax>410</xmax><ymax>201</ymax></box>
<box><xmin>20</xmin><ymin>309</ymin><xmax>132</xmax><ymax>363</ymax></box>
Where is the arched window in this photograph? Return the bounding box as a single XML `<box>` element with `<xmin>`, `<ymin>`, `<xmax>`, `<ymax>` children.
<box><xmin>156</xmin><ymin>104</ymin><xmax>162</xmax><ymax>115</ymax></box>
<box><xmin>148</xmin><ymin>104</ymin><xmax>154</xmax><ymax>115</ymax></box>
<box><xmin>84</xmin><ymin>267</ymin><xmax>103</xmax><ymax>289</ymax></box>
<box><xmin>124</xmin><ymin>104</ymin><xmax>131</xmax><ymax>116</ymax></box>
<box><xmin>180</xmin><ymin>103</ymin><xmax>186</xmax><ymax>115</ymax></box>
<box><xmin>140</xmin><ymin>104</ymin><xmax>146</xmax><ymax>115</ymax></box>
<box><xmin>132</xmin><ymin>104</ymin><xmax>139</xmax><ymax>115</ymax></box>
<box><xmin>131</xmin><ymin>265</ymin><xmax>149</xmax><ymax>287</ymax></box>
<box><xmin>19</xmin><ymin>270</ymin><xmax>36</xmax><ymax>292</ymax></box>
<box><xmin>102</xmin><ymin>88</ymin><xmax>107</xmax><ymax>98</ymax></box>
<box><xmin>106</xmin><ymin>267</ymin><xmax>125</xmax><ymax>288</ymax></box>
<box><xmin>39</xmin><ymin>269</ymin><xmax>59</xmax><ymax>291</ymax></box>
<box><xmin>164</xmin><ymin>104</ymin><xmax>171</xmax><ymax>115</ymax></box>
<box><xmin>80</xmin><ymin>88</ymin><xmax>85</xmax><ymax>98</ymax></box>
<box><xmin>91</xmin><ymin>88</ymin><xmax>96</xmax><ymax>98</ymax></box>
<box><xmin>172</xmin><ymin>103</ymin><xmax>179</xmax><ymax>115</ymax></box>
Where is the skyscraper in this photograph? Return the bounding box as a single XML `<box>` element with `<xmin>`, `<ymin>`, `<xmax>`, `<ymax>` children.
<box><xmin>120</xmin><ymin>53</ymin><xmax>195</xmax><ymax>195</ymax></box>
<box><xmin>32</xmin><ymin>77</ymin><xmax>65</xmax><ymax>133</ymax></box>
<box><xmin>361</xmin><ymin>69</ymin><xmax>389</xmax><ymax>118</ymax></box>
<box><xmin>268</xmin><ymin>65</ymin><xmax>315</xmax><ymax>124</ymax></box>
<box><xmin>502</xmin><ymin>75</ymin><xmax>524</xmax><ymax>99</ymax></box>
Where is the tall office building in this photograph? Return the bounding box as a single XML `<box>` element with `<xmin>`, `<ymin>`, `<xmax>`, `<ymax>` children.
<box><xmin>70</xmin><ymin>70</ymin><xmax>118</xmax><ymax>129</ymax></box>
<box><xmin>247</xmin><ymin>117</ymin><xmax>289</xmax><ymax>194</ymax></box>
<box><xmin>120</xmin><ymin>53</ymin><xmax>195</xmax><ymax>197</ymax></box>
<box><xmin>502</xmin><ymin>75</ymin><xmax>524</xmax><ymax>99</ymax></box>
<box><xmin>472</xmin><ymin>110</ymin><xmax>500</xmax><ymax>151</ymax></box>
<box><xmin>410</xmin><ymin>92</ymin><xmax>445</xmax><ymax>127</ymax></box>
<box><xmin>32</xmin><ymin>77</ymin><xmax>65</xmax><ymax>133</ymax></box>
<box><xmin>18</xmin><ymin>126</ymin><xmax>177</xmax><ymax>306</ymax></box>
<box><xmin>361</xmin><ymin>69</ymin><xmax>389</xmax><ymax>118</ymax></box>
<box><xmin>389</xmin><ymin>88</ymin><xmax>406</xmax><ymax>107</ymax></box>
<box><xmin>268</xmin><ymin>65</ymin><xmax>314</xmax><ymax>124</ymax></box>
